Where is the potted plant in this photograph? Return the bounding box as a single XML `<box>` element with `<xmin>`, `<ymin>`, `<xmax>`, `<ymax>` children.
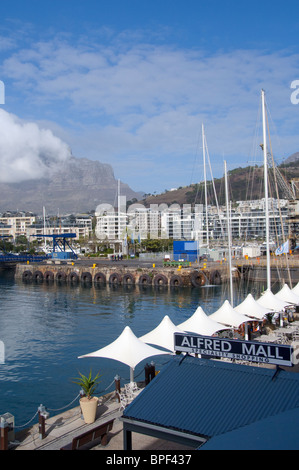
<box><xmin>72</xmin><ymin>370</ymin><xmax>101</xmax><ymax>424</ymax></box>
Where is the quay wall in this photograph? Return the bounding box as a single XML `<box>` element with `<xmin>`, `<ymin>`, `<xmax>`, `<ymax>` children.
<box><xmin>15</xmin><ymin>261</ymin><xmax>234</xmax><ymax>287</ymax></box>
<box><xmin>15</xmin><ymin>261</ymin><xmax>299</xmax><ymax>287</ymax></box>
<box><xmin>238</xmin><ymin>265</ymin><xmax>299</xmax><ymax>284</ymax></box>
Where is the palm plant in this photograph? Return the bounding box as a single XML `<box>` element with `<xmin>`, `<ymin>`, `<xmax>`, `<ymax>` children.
<box><xmin>72</xmin><ymin>370</ymin><xmax>101</xmax><ymax>399</ymax></box>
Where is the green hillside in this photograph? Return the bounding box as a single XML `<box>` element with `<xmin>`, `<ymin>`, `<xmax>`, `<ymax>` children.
<box><xmin>139</xmin><ymin>159</ymin><xmax>299</xmax><ymax>207</ymax></box>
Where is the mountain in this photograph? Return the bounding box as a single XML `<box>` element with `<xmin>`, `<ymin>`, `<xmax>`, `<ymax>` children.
<box><xmin>141</xmin><ymin>156</ymin><xmax>299</xmax><ymax>207</ymax></box>
<box><xmin>0</xmin><ymin>156</ymin><xmax>143</xmax><ymax>215</ymax></box>
<box><xmin>284</xmin><ymin>152</ymin><xmax>299</xmax><ymax>164</ymax></box>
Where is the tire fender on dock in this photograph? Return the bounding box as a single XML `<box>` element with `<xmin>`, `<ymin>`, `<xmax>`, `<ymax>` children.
<box><xmin>122</xmin><ymin>273</ymin><xmax>135</xmax><ymax>285</ymax></box>
<box><xmin>56</xmin><ymin>271</ymin><xmax>67</xmax><ymax>282</ymax></box>
<box><xmin>94</xmin><ymin>272</ymin><xmax>106</xmax><ymax>285</ymax></box>
<box><xmin>109</xmin><ymin>272</ymin><xmax>122</xmax><ymax>285</ymax></box>
<box><xmin>33</xmin><ymin>270</ymin><xmax>44</xmax><ymax>282</ymax></box>
<box><xmin>22</xmin><ymin>270</ymin><xmax>33</xmax><ymax>282</ymax></box>
<box><xmin>138</xmin><ymin>274</ymin><xmax>152</xmax><ymax>286</ymax></box>
<box><xmin>44</xmin><ymin>271</ymin><xmax>54</xmax><ymax>282</ymax></box>
<box><xmin>169</xmin><ymin>274</ymin><xmax>183</xmax><ymax>287</ymax></box>
<box><xmin>81</xmin><ymin>272</ymin><xmax>92</xmax><ymax>284</ymax></box>
<box><xmin>69</xmin><ymin>272</ymin><xmax>79</xmax><ymax>283</ymax></box>
<box><xmin>191</xmin><ymin>271</ymin><xmax>206</xmax><ymax>287</ymax></box>
<box><xmin>209</xmin><ymin>270</ymin><xmax>222</xmax><ymax>285</ymax></box>
<box><xmin>153</xmin><ymin>274</ymin><xmax>168</xmax><ymax>286</ymax></box>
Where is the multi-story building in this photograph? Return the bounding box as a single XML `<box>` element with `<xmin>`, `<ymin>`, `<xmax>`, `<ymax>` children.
<box><xmin>0</xmin><ymin>213</ymin><xmax>36</xmax><ymax>240</ymax></box>
<box><xmin>95</xmin><ymin>197</ymin><xmax>292</xmax><ymax>245</ymax></box>
<box><xmin>211</xmin><ymin>198</ymin><xmax>289</xmax><ymax>241</ymax></box>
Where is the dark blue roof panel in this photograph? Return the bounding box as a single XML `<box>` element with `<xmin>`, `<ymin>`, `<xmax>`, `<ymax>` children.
<box><xmin>123</xmin><ymin>356</ymin><xmax>299</xmax><ymax>439</ymax></box>
<box><xmin>201</xmin><ymin>408</ymin><xmax>299</xmax><ymax>450</ymax></box>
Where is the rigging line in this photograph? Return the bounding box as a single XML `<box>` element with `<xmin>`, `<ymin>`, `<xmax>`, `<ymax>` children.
<box><xmin>205</xmin><ymin>140</ymin><xmax>224</xmax><ymax>239</ymax></box>
<box><xmin>268</xmin><ymin>180</ymin><xmax>283</xmax><ymax>286</ymax></box>
<box><xmin>189</xmin><ymin>129</ymin><xmax>202</xmax><ymax>188</ymax></box>
<box><xmin>266</xmin><ymin>105</ymin><xmax>292</xmax><ymax>287</ymax></box>
<box><xmin>245</xmin><ymin>101</ymin><xmax>263</xmax><ymax>204</ymax></box>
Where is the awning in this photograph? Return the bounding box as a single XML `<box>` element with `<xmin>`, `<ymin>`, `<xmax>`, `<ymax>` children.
<box><xmin>79</xmin><ymin>326</ymin><xmax>170</xmax><ymax>381</ymax></box>
<box><xmin>139</xmin><ymin>315</ymin><xmax>185</xmax><ymax>353</ymax></box>
<box><xmin>177</xmin><ymin>306</ymin><xmax>230</xmax><ymax>336</ymax></box>
<box><xmin>234</xmin><ymin>293</ymin><xmax>270</xmax><ymax>320</ymax></box>
<box><xmin>209</xmin><ymin>300</ymin><xmax>252</xmax><ymax>328</ymax></box>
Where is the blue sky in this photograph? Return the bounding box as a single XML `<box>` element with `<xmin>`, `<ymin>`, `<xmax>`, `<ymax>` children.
<box><xmin>0</xmin><ymin>0</ymin><xmax>299</xmax><ymax>197</ymax></box>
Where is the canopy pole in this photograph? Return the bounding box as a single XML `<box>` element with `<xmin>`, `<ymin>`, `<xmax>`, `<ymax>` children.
<box><xmin>130</xmin><ymin>367</ymin><xmax>134</xmax><ymax>383</ymax></box>
<box><xmin>245</xmin><ymin>322</ymin><xmax>249</xmax><ymax>341</ymax></box>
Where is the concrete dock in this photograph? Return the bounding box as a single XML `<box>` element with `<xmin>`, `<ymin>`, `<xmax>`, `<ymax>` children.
<box><xmin>12</xmin><ymin>392</ymin><xmax>192</xmax><ymax>451</ymax></box>
<box><xmin>9</xmin><ymin>319</ymin><xmax>299</xmax><ymax>451</ymax></box>
<box><xmin>14</xmin><ymin>254</ymin><xmax>299</xmax><ymax>288</ymax></box>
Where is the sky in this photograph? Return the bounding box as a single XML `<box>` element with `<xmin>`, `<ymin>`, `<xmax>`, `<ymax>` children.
<box><xmin>0</xmin><ymin>0</ymin><xmax>299</xmax><ymax>197</ymax></box>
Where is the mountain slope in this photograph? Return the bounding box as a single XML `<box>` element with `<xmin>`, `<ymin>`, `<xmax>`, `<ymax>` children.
<box><xmin>0</xmin><ymin>156</ymin><xmax>142</xmax><ymax>214</ymax></box>
<box><xmin>141</xmin><ymin>157</ymin><xmax>299</xmax><ymax>207</ymax></box>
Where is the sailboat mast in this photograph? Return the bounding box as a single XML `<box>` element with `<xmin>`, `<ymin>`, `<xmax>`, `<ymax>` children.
<box><xmin>261</xmin><ymin>90</ymin><xmax>271</xmax><ymax>291</ymax></box>
<box><xmin>224</xmin><ymin>160</ymin><xmax>234</xmax><ymax>306</ymax></box>
<box><xmin>43</xmin><ymin>206</ymin><xmax>46</xmax><ymax>250</ymax></box>
<box><xmin>202</xmin><ymin>124</ymin><xmax>209</xmax><ymax>249</ymax></box>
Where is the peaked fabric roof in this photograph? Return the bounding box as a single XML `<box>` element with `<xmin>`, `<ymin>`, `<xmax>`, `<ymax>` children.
<box><xmin>234</xmin><ymin>293</ymin><xmax>270</xmax><ymax>320</ymax></box>
<box><xmin>209</xmin><ymin>300</ymin><xmax>252</xmax><ymax>327</ymax></box>
<box><xmin>78</xmin><ymin>326</ymin><xmax>170</xmax><ymax>370</ymax></box>
<box><xmin>257</xmin><ymin>289</ymin><xmax>289</xmax><ymax>312</ymax></box>
<box><xmin>122</xmin><ymin>355</ymin><xmax>299</xmax><ymax>449</ymax></box>
<box><xmin>177</xmin><ymin>306</ymin><xmax>229</xmax><ymax>336</ymax></box>
<box><xmin>275</xmin><ymin>284</ymin><xmax>299</xmax><ymax>305</ymax></box>
<box><xmin>292</xmin><ymin>282</ymin><xmax>299</xmax><ymax>296</ymax></box>
<box><xmin>139</xmin><ymin>315</ymin><xmax>184</xmax><ymax>353</ymax></box>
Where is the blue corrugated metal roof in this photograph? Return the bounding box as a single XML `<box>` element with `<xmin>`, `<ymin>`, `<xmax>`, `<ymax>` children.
<box><xmin>201</xmin><ymin>408</ymin><xmax>299</xmax><ymax>450</ymax></box>
<box><xmin>123</xmin><ymin>356</ymin><xmax>299</xmax><ymax>439</ymax></box>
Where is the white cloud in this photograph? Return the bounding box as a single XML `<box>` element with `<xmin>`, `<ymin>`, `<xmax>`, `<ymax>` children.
<box><xmin>0</xmin><ymin>109</ymin><xmax>71</xmax><ymax>183</ymax></box>
<box><xmin>2</xmin><ymin>32</ymin><xmax>299</xmax><ymax>191</ymax></box>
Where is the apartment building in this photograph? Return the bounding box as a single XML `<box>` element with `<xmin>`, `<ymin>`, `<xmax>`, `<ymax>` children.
<box><xmin>0</xmin><ymin>212</ymin><xmax>93</xmax><ymax>241</ymax></box>
<box><xmin>95</xmin><ymin>198</ymin><xmax>291</xmax><ymax>243</ymax></box>
<box><xmin>0</xmin><ymin>213</ymin><xmax>36</xmax><ymax>240</ymax></box>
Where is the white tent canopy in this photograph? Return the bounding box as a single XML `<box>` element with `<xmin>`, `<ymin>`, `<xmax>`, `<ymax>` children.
<box><xmin>275</xmin><ymin>284</ymin><xmax>299</xmax><ymax>305</ymax></box>
<box><xmin>79</xmin><ymin>326</ymin><xmax>170</xmax><ymax>381</ymax></box>
<box><xmin>292</xmin><ymin>282</ymin><xmax>299</xmax><ymax>297</ymax></box>
<box><xmin>139</xmin><ymin>315</ymin><xmax>185</xmax><ymax>353</ymax></box>
<box><xmin>209</xmin><ymin>300</ymin><xmax>252</xmax><ymax>328</ymax></box>
<box><xmin>257</xmin><ymin>289</ymin><xmax>289</xmax><ymax>312</ymax></box>
<box><xmin>177</xmin><ymin>306</ymin><xmax>230</xmax><ymax>336</ymax></box>
<box><xmin>234</xmin><ymin>294</ymin><xmax>270</xmax><ymax>320</ymax></box>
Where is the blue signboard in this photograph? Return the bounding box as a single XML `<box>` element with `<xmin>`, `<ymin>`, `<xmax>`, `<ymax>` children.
<box><xmin>174</xmin><ymin>333</ymin><xmax>293</xmax><ymax>367</ymax></box>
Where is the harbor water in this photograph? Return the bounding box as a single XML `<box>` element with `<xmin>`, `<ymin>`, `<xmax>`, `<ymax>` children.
<box><xmin>0</xmin><ymin>269</ymin><xmax>266</xmax><ymax>429</ymax></box>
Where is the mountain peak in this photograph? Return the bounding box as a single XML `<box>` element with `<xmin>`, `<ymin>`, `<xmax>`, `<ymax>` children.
<box><xmin>0</xmin><ymin>156</ymin><xmax>142</xmax><ymax>215</ymax></box>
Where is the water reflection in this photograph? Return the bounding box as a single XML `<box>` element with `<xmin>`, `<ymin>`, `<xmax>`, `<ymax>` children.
<box><xmin>0</xmin><ymin>272</ymin><xmax>265</xmax><ymax>425</ymax></box>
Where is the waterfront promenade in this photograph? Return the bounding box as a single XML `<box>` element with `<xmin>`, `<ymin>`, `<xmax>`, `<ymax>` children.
<box><xmin>12</xmin><ymin>392</ymin><xmax>192</xmax><ymax>451</ymax></box>
<box><xmin>9</xmin><ymin>319</ymin><xmax>298</xmax><ymax>451</ymax></box>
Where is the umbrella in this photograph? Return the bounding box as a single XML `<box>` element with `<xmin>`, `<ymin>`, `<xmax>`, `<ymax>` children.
<box><xmin>234</xmin><ymin>294</ymin><xmax>270</xmax><ymax>320</ymax></box>
<box><xmin>139</xmin><ymin>315</ymin><xmax>185</xmax><ymax>353</ymax></box>
<box><xmin>78</xmin><ymin>326</ymin><xmax>170</xmax><ymax>382</ymax></box>
<box><xmin>177</xmin><ymin>306</ymin><xmax>230</xmax><ymax>336</ymax></box>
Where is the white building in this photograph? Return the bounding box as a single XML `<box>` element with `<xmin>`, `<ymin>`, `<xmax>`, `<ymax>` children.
<box><xmin>0</xmin><ymin>214</ymin><xmax>36</xmax><ymax>240</ymax></box>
